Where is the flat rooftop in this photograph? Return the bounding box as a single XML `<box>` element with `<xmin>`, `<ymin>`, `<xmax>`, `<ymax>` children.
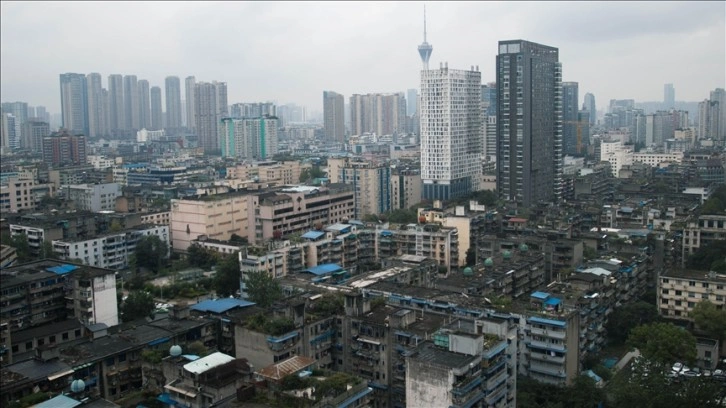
<box><xmin>408</xmin><ymin>341</ymin><xmax>478</xmax><ymax>370</ymax></box>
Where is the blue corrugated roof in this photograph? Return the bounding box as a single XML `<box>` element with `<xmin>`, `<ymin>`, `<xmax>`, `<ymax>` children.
<box><xmin>544</xmin><ymin>298</ymin><xmax>562</xmax><ymax>306</ymax></box>
<box><xmin>34</xmin><ymin>395</ymin><xmax>82</xmax><ymax>408</ymax></box>
<box><xmin>190</xmin><ymin>298</ymin><xmax>256</xmax><ymax>314</ymax></box>
<box><xmin>528</xmin><ymin>316</ymin><xmax>567</xmax><ymax>327</ymax></box>
<box><xmin>530</xmin><ymin>291</ymin><xmax>549</xmax><ymax>300</ymax></box>
<box><xmin>305</xmin><ymin>263</ymin><xmax>343</xmax><ymax>276</ymax></box>
<box><xmin>380</xmin><ymin>230</ymin><xmax>393</xmax><ymax>237</ymax></box>
<box><xmin>46</xmin><ymin>264</ymin><xmax>79</xmax><ymax>275</ymax></box>
<box><xmin>182</xmin><ymin>354</ymin><xmax>200</xmax><ymax>361</ymax></box>
<box><xmin>148</xmin><ymin>337</ymin><xmax>170</xmax><ymax>346</ymax></box>
<box><xmin>301</xmin><ymin>230</ymin><xmax>326</xmax><ymax>240</ymax></box>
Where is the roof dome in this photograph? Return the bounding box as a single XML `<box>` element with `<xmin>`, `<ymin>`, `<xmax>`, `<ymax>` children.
<box><xmin>462</xmin><ymin>267</ymin><xmax>474</xmax><ymax>276</ymax></box>
<box><xmin>484</xmin><ymin>258</ymin><xmax>494</xmax><ymax>267</ymax></box>
<box><xmin>503</xmin><ymin>250</ymin><xmax>512</xmax><ymax>259</ymax></box>
<box><xmin>70</xmin><ymin>379</ymin><xmax>86</xmax><ymax>393</ymax></box>
<box><xmin>519</xmin><ymin>243</ymin><xmax>529</xmax><ymax>252</ymax></box>
<box><xmin>170</xmin><ymin>345</ymin><xmax>182</xmax><ymax>357</ymax></box>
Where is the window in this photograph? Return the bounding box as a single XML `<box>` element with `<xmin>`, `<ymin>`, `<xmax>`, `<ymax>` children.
<box><xmin>49</xmin><ymin>335</ymin><xmax>56</xmax><ymax>343</ymax></box>
<box><xmin>662</xmin><ymin>278</ymin><xmax>669</xmax><ymax>284</ymax></box>
<box><xmin>702</xmin><ymin>294</ymin><xmax>709</xmax><ymax>300</ymax></box>
<box><xmin>25</xmin><ymin>342</ymin><xmax>32</xmax><ymax>350</ymax></box>
<box><xmin>688</xmin><ymin>302</ymin><xmax>695</xmax><ymax>308</ymax></box>
<box><xmin>661</xmin><ymin>298</ymin><xmax>668</xmax><ymax>304</ymax></box>
<box><xmin>688</xmin><ymin>292</ymin><xmax>696</xmax><ymax>298</ymax></box>
<box><xmin>75</xmin><ymin>329</ymin><xmax>81</xmax><ymax>337</ymax></box>
<box><xmin>703</xmin><ymin>283</ymin><xmax>710</xmax><ymax>288</ymax></box>
<box><xmin>675</xmin><ymin>290</ymin><xmax>682</xmax><ymax>296</ymax></box>
<box><xmin>661</xmin><ymin>289</ymin><xmax>669</xmax><ymax>294</ymax></box>
<box><xmin>689</xmin><ymin>281</ymin><xmax>696</xmax><ymax>287</ymax></box>
<box><xmin>63</xmin><ymin>332</ymin><xmax>69</xmax><ymax>340</ymax></box>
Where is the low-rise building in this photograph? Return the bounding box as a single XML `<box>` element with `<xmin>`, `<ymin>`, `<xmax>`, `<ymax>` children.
<box><xmin>658</xmin><ymin>268</ymin><xmax>726</xmax><ymax>320</ymax></box>
<box><xmin>170</xmin><ymin>192</ymin><xmax>250</xmax><ymax>252</ymax></box>
<box><xmin>64</xmin><ymin>183</ymin><xmax>122</xmax><ymax>212</ymax></box>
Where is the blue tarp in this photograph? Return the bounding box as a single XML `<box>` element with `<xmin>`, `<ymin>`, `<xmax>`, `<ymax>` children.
<box><xmin>528</xmin><ymin>316</ymin><xmax>567</xmax><ymax>327</ymax></box>
<box><xmin>305</xmin><ymin>263</ymin><xmax>343</xmax><ymax>276</ymax></box>
<box><xmin>157</xmin><ymin>393</ymin><xmax>178</xmax><ymax>405</ymax></box>
<box><xmin>301</xmin><ymin>230</ymin><xmax>325</xmax><ymax>240</ymax></box>
<box><xmin>544</xmin><ymin>297</ymin><xmax>562</xmax><ymax>306</ymax></box>
<box><xmin>46</xmin><ymin>264</ymin><xmax>79</xmax><ymax>275</ymax></box>
<box><xmin>148</xmin><ymin>337</ymin><xmax>170</xmax><ymax>346</ymax></box>
<box><xmin>190</xmin><ymin>298</ymin><xmax>255</xmax><ymax>314</ymax></box>
<box><xmin>530</xmin><ymin>291</ymin><xmax>549</xmax><ymax>300</ymax></box>
<box><xmin>339</xmin><ymin>387</ymin><xmax>373</xmax><ymax>408</ymax></box>
<box><xmin>379</xmin><ymin>230</ymin><xmax>393</xmax><ymax>237</ymax></box>
<box><xmin>267</xmin><ymin>331</ymin><xmax>299</xmax><ymax>343</ymax></box>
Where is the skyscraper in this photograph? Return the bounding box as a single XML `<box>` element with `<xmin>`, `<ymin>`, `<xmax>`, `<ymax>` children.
<box><xmin>185</xmin><ymin>76</ymin><xmax>196</xmax><ymax>131</ymax></box>
<box><xmin>406</xmin><ymin>89</ymin><xmax>418</xmax><ymax>116</ymax></box>
<box><xmin>1</xmin><ymin>102</ymin><xmax>28</xmax><ymax>149</ymax></box>
<box><xmin>496</xmin><ymin>40</ymin><xmax>562</xmax><ymax>206</ymax></box>
<box><xmin>349</xmin><ymin>93</ymin><xmax>406</xmax><ymax>137</ymax></box>
<box><xmin>420</xmin><ymin>64</ymin><xmax>482</xmax><ymax>201</ymax></box>
<box><xmin>583</xmin><ymin>93</ymin><xmax>596</xmax><ymax>125</ymax></box>
<box><xmin>165</xmin><ymin>76</ymin><xmax>182</xmax><ymax>130</ymax></box>
<box><xmin>138</xmin><ymin>79</ymin><xmax>151</xmax><ymax>130</ymax></box>
<box><xmin>107</xmin><ymin>74</ymin><xmax>125</xmax><ymax>137</ymax></box>
<box><xmin>323</xmin><ymin>91</ymin><xmax>345</xmax><ymax>142</ymax></box>
<box><xmin>0</xmin><ymin>113</ymin><xmax>16</xmax><ymax>153</ymax></box>
<box><xmin>150</xmin><ymin>86</ymin><xmax>163</xmax><ymax>131</ymax></box>
<box><xmin>23</xmin><ymin>120</ymin><xmax>50</xmax><ymax>153</ymax></box>
<box><xmin>194</xmin><ymin>81</ymin><xmax>228</xmax><ymax>154</ymax></box>
<box><xmin>86</xmin><ymin>73</ymin><xmax>105</xmax><ymax>137</ymax></box>
<box><xmin>123</xmin><ymin>75</ymin><xmax>139</xmax><ymax>131</ymax></box>
<box><xmin>42</xmin><ymin>131</ymin><xmax>87</xmax><ymax>167</ymax></box>
<box><xmin>417</xmin><ymin>6</ymin><xmax>433</xmax><ymax>70</ymax></box>
<box><xmin>219</xmin><ymin>117</ymin><xmax>278</xmax><ymax>159</ymax></box>
<box><xmin>59</xmin><ymin>73</ymin><xmax>88</xmax><ymax>135</ymax></box>
<box><xmin>562</xmin><ymin>82</ymin><xmax>579</xmax><ymax>155</ymax></box>
<box><xmin>664</xmin><ymin>83</ymin><xmax>675</xmax><ymax>110</ymax></box>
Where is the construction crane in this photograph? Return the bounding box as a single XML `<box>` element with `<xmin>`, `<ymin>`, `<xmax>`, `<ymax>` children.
<box><xmin>563</xmin><ymin>120</ymin><xmax>585</xmax><ymax>155</ymax></box>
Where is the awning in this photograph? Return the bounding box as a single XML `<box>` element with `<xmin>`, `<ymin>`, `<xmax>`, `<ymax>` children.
<box><xmin>357</xmin><ymin>338</ymin><xmax>380</xmax><ymax>346</ymax></box>
<box><xmin>165</xmin><ymin>384</ymin><xmax>197</xmax><ymax>398</ymax></box>
<box><xmin>48</xmin><ymin>369</ymin><xmax>74</xmax><ymax>381</ymax></box>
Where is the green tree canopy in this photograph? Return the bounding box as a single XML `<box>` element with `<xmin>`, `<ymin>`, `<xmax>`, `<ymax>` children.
<box><xmin>242</xmin><ymin>269</ymin><xmax>282</xmax><ymax>307</ymax></box>
<box><xmin>121</xmin><ymin>291</ymin><xmax>155</xmax><ymax>322</ymax></box>
<box><xmin>701</xmin><ymin>185</ymin><xmax>726</xmax><ymax>215</ymax></box>
<box><xmin>134</xmin><ymin>235</ymin><xmax>168</xmax><ymax>273</ymax></box>
<box><xmin>214</xmin><ymin>252</ymin><xmax>241</xmax><ymax>298</ymax></box>
<box><xmin>605</xmin><ymin>301</ymin><xmax>660</xmax><ymax>345</ymax></box>
<box><xmin>3</xmin><ymin>232</ymin><xmax>31</xmax><ymax>262</ymax></box>
<box><xmin>691</xmin><ymin>300</ymin><xmax>726</xmax><ymax>342</ymax></box>
<box><xmin>627</xmin><ymin>322</ymin><xmax>697</xmax><ymax>365</ymax></box>
<box><xmin>186</xmin><ymin>243</ymin><xmax>218</xmax><ymax>270</ymax></box>
<box><xmin>686</xmin><ymin>239</ymin><xmax>726</xmax><ymax>271</ymax></box>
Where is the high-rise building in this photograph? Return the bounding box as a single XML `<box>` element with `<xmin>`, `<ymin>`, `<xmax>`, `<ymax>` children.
<box><xmin>562</xmin><ymin>82</ymin><xmax>579</xmax><ymax>156</ymax></box>
<box><xmin>42</xmin><ymin>131</ymin><xmax>87</xmax><ymax>167</ymax></box>
<box><xmin>481</xmin><ymin>83</ymin><xmax>498</xmax><ymax>161</ymax></box>
<box><xmin>23</xmin><ymin>120</ymin><xmax>50</xmax><ymax>153</ymax></box>
<box><xmin>420</xmin><ymin>64</ymin><xmax>482</xmax><ymax>201</ymax></box>
<box><xmin>86</xmin><ymin>73</ymin><xmax>105</xmax><ymax>137</ymax></box>
<box><xmin>323</xmin><ymin>91</ymin><xmax>345</xmax><ymax>142</ymax></box>
<box><xmin>194</xmin><ymin>81</ymin><xmax>228</xmax><ymax>154</ymax></box>
<box><xmin>150</xmin><ymin>86</ymin><xmax>163</xmax><ymax>131</ymax></box>
<box><xmin>583</xmin><ymin>93</ymin><xmax>596</xmax><ymax>125</ymax></box>
<box><xmin>349</xmin><ymin>93</ymin><xmax>406</xmax><ymax>137</ymax></box>
<box><xmin>219</xmin><ymin>116</ymin><xmax>278</xmax><ymax>159</ymax></box>
<box><xmin>496</xmin><ymin>40</ymin><xmax>563</xmax><ymax>207</ymax></box>
<box><xmin>406</xmin><ymin>89</ymin><xmax>418</xmax><ymax>116</ymax></box>
<box><xmin>1</xmin><ymin>101</ymin><xmax>28</xmax><ymax>148</ymax></box>
<box><xmin>328</xmin><ymin>157</ymin><xmax>391</xmax><ymax>218</ymax></box>
<box><xmin>107</xmin><ymin>74</ymin><xmax>125</xmax><ymax>137</ymax></box>
<box><xmin>664</xmin><ymin>83</ymin><xmax>675</xmax><ymax>110</ymax></box>
<box><xmin>59</xmin><ymin>73</ymin><xmax>88</xmax><ymax>136</ymax></box>
<box><xmin>0</xmin><ymin>113</ymin><xmax>16</xmax><ymax>153</ymax></box>
<box><xmin>698</xmin><ymin>90</ymin><xmax>725</xmax><ymax>143</ymax></box>
<box><xmin>230</xmin><ymin>102</ymin><xmax>277</xmax><ymax>118</ymax></box>
<box><xmin>123</xmin><ymin>75</ymin><xmax>139</xmax><ymax>131</ymax></box>
<box><xmin>138</xmin><ymin>79</ymin><xmax>151</xmax><ymax>130</ymax></box>
<box><xmin>165</xmin><ymin>76</ymin><xmax>182</xmax><ymax>130</ymax></box>
<box><xmin>185</xmin><ymin>76</ymin><xmax>196</xmax><ymax>130</ymax></box>
<box><xmin>481</xmin><ymin>82</ymin><xmax>497</xmax><ymax>116</ymax></box>
<box><xmin>34</xmin><ymin>106</ymin><xmax>50</xmax><ymax>123</ymax></box>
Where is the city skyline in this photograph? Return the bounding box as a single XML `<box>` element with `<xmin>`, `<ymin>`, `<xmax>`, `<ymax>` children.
<box><xmin>1</xmin><ymin>2</ymin><xmax>724</xmax><ymax>114</ymax></box>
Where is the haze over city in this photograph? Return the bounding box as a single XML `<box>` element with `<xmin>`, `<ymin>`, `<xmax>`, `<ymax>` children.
<box><xmin>1</xmin><ymin>1</ymin><xmax>724</xmax><ymax>114</ymax></box>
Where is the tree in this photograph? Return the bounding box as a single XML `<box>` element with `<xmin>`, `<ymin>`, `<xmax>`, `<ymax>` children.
<box><xmin>214</xmin><ymin>252</ymin><xmax>241</xmax><ymax>298</ymax></box>
<box><xmin>691</xmin><ymin>300</ymin><xmax>726</xmax><ymax>344</ymax></box>
<box><xmin>41</xmin><ymin>241</ymin><xmax>57</xmax><ymax>260</ymax></box>
<box><xmin>605</xmin><ymin>301</ymin><xmax>660</xmax><ymax>344</ymax></box>
<box><xmin>465</xmin><ymin>247</ymin><xmax>476</xmax><ymax>267</ymax></box>
<box><xmin>121</xmin><ymin>291</ymin><xmax>155</xmax><ymax>322</ymax></box>
<box><xmin>134</xmin><ymin>235</ymin><xmax>168</xmax><ymax>273</ymax></box>
<box><xmin>242</xmin><ymin>269</ymin><xmax>282</xmax><ymax>307</ymax></box>
<box><xmin>627</xmin><ymin>322</ymin><xmax>696</xmax><ymax>366</ymax></box>
<box><xmin>299</xmin><ymin>166</ymin><xmax>325</xmax><ymax>183</ymax></box>
<box><xmin>686</xmin><ymin>239</ymin><xmax>726</xmax><ymax>271</ymax></box>
<box><xmin>186</xmin><ymin>341</ymin><xmax>208</xmax><ymax>356</ymax></box>
<box><xmin>3</xmin><ymin>232</ymin><xmax>31</xmax><ymax>262</ymax></box>
<box><xmin>187</xmin><ymin>243</ymin><xmax>217</xmax><ymax>270</ymax></box>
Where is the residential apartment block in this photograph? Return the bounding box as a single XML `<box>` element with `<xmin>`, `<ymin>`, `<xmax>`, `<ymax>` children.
<box><xmin>658</xmin><ymin>268</ymin><xmax>726</xmax><ymax>320</ymax></box>
<box><xmin>170</xmin><ymin>192</ymin><xmax>249</xmax><ymax>252</ymax></box>
<box><xmin>328</xmin><ymin>157</ymin><xmax>391</xmax><ymax>219</ymax></box>
<box><xmin>64</xmin><ymin>183</ymin><xmax>122</xmax><ymax>212</ymax></box>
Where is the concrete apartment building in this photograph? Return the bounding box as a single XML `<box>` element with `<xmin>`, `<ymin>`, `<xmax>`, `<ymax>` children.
<box><xmin>52</xmin><ymin>224</ymin><xmax>170</xmax><ymax>270</ymax></box>
<box><xmin>247</xmin><ymin>184</ymin><xmax>355</xmax><ymax>244</ymax></box>
<box><xmin>0</xmin><ymin>260</ymin><xmax>118</xmax><ymax>332</ymax></box>
<box><xmin>64</xmin><ymin>183</ymin><xmax>122</xmax><ymax>212</ymax></box>
<box><xmin>0</xmin><ymin>176</ymin><xmax>56</xmax><ymax>213</ymax></box>
<box><xmin>170</xmin><ymin>192</ymin><xmax>250</xmax><ymax>252</ymax></box>
<box><xmin>328</xmin><ymin>157</ymin><xmax>391</xmax><ymax>219</ymax></box>
<box><xmin>390</xmin><ymin>169</ymin><xmax>422</xmax><ymax>210</ymax></box>
<box><xmin>659</xmin><ymin>269</ymin><xmax>726</xmax><ymax>320</ymax></box>
<box><xmin>226</xmin><ymin>161</ymin><xmax>310</xmax><ymax>185</ymax></box>
<box><xmin>681</xmin><ymin>214</ymin><xmax>726</xmax><ymax>263</ymax></box>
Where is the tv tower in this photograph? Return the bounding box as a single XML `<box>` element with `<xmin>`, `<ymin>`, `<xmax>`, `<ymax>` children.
<box><xmin>417</xmin><ymin>5</ymin><xmax>433</xmax><ymax>70</ymax></box>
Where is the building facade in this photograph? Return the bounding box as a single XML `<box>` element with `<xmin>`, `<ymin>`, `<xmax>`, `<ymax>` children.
<box><xmin>420</xmin><ymin>65</ymin><xmax>482</xmax><ymax>201</ymax></box>
<box><xmin>323</xmin><ymin>91</ymin><xmax>345</xmax><ymax>142</ymax></box>
<box><xmin>496</xmin><ymin>40</ymin><xmax>563</xmax><ymax>206</ymax></box>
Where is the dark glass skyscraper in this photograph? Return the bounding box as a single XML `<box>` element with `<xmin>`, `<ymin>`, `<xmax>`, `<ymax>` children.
<box><xmin>496</xmin><ymin>40</ymin><xmax>562</xmax><ymax>207</ymax></box>
<box><xmin>562</xmin><ymin>82</ymin><xmax>579</xmax><ymax>155</ymax></box>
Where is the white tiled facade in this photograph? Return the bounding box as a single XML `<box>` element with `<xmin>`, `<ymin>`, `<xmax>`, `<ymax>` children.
<box><xmin>420</xmin><ymin>66</ymin><xmax>482</xmax><ymax>200</ymax></box>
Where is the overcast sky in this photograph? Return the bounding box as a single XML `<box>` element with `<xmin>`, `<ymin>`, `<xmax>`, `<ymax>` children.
<box><xmin>1</xmin><ymin>1</ymin><xmax>724</xmax><ymax>115</ymax></box>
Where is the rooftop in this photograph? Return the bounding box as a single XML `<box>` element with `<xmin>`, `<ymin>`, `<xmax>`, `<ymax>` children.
<box><xmin>183</xmin><ymin>351</ymin><xmax>236</xmax><ymax>375</ymax></box>
<box><xmin>661</xmin><ymin>269</ymin><xmax>726</xmax><ymax>283</ymax></box>
<box><xmin>408</xmin><ymin>341</ymin><xmax>479</xmax><ymax>370</ymax></box>
<box><xmin>190</xmin><ymin>298</ymin><xmax>256</xmax><ymax>314</ymax></box>
<box><xmin>13</xmin><ymin>319</ymin><xmax>84</xmax><ymax>344</ymax></box>
<box><xmin>257</xmin><ymin>355</ymin><xmax>316</xmax><ymax>381</ymax></box>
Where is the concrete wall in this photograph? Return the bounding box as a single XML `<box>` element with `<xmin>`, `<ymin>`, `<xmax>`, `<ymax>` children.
<box><xmin>405</xmin><ymin>359</ymin><xmax>452</xmax><ymax>408</ymax></box>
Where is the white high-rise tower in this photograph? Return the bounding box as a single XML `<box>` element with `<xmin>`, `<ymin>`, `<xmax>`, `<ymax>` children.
<box><xmin>417</xmin><ymin>6</ymin><xmax>433</xmax><ymax>70</ymax></box>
